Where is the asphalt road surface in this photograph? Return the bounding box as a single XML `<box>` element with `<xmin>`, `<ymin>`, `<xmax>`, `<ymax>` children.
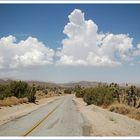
<box><xmin>0</xmin><ymin>95</ymin><xmax>91</xmax><ymax>136</ymax></box>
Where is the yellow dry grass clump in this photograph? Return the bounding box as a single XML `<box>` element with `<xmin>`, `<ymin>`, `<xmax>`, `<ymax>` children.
<box><xmin>129</xmin><ymin>109</ymin><xmax>140</xmax><ymax>121</ymax></box>
<box><xmin>0</xmin><ymin>96</ymin><xmax>28</xmax><ymax>107</ymax></box>
<box><xmin>109</xmin><ymin>104</ymin><xmax>130</xmax><ymax>115</ymax></box>
<box><xmin>109</xmin><ymin>103</ymin><xmax>140</xmax><ymax>121</ymax></box>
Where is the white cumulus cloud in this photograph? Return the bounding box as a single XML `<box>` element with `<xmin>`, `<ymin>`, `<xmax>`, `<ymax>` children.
<box><xmin>57</xmin><ymin>9</ymin><xmax>134</xmax><ymax>66</ymax></box>
<box><xmin>0</xmin><ymin>35</ymin><xmax>54</xmax><ymax>69</ymax></box>
<box><xmin>133</xmin><ymin>44</ymin><xmax>140</xmax><ymax>56</ymax></box>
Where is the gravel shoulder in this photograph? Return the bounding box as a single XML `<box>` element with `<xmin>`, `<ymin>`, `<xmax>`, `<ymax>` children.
<box><xmin>73</xmin><ymin>97</ymin><xmax>140</xmax><ymax>136</ymax></box>
<box><xmin>0</xmin><ymin>96</ymin><xmax>61</xmax><ymax>126</ymax></box>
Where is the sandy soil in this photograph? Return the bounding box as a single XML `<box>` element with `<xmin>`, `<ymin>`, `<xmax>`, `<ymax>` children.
<box><xmin>73</xmin><ymin>97</ymin><xmax>140</xmax><ymax>136</ymax></box>
<box><xmin>0</xmin><ymin>96</ymin><xmax>61</xmax><ymax>126</ymax></box>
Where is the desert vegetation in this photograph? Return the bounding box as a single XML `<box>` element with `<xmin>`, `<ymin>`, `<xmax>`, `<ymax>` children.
<box><xmin>0</xmin><ymin>80</ymin><xmax>73</xmax><ymax>107</ymax></box>
<box><xmin>0</xmin><ymin>81</ymin><xmax>36</xmax><ymax>106</ymax></box>
<box><xmin>75</xmin><ymin>83</ymin><xmax>140</xmax><ymax>120</ymax></box>
<box><xmin>1</xmin><ymin>79</ymin><xmax>140</xmax><ymax>120</ymax></box>
<box><xmin>64</xmin><ymin>88</ymin><xmax>73</xmax><ymax>94</ymax></box>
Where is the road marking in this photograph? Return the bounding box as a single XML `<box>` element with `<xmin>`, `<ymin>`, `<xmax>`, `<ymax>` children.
<box><xmin>23</xmin><ymin>104</ymin><xmax>60</xmax><ymax>136</ymax></box>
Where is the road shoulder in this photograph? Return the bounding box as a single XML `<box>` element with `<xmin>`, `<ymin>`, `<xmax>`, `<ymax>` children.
<box><xmin>73</xmin><ymin>96</ymin><xmax>140</xmax><ymax>136</ymax></box>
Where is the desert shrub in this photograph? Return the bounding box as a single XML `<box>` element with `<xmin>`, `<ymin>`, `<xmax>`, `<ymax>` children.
<box><xmin>0</xmin><ymin>81</ymin><xmax>36</xmax><ymax>104</ymax></box>
<box><xmin>64</xmin><ymin>88</ymin><xmax>73</xmax><ymax>94</ymax></box>
<box><xmin>10</xmin><ymin>81</ymin><xmax>29</xmax><ymax>98</ymax></box>
<box><xmin>18</xmin><ymin>98</ymin><xmax>24</xmax><ymax>104</ymax></box>
<box><xmin>58</xmin><ymin>91</ymin><xmax>62</xmax><ymax>95</ymax></box>
<box><xmin>129</xmin><ymin>109</ymin><xmax>140</xmax><ymax>120</ymax></box>
<box><xmin>109</xmin><ymin>83</ymin><xmax>121</xmax><ymax>103</ymax></box>
<box><xmin>35</xmin><ymin>91</ymin><xmax>46</xmax><ymax>100</ymax></box>
<box><xmin>136</xmin><ymin>88</ymin><xmax>140</xmax><ymax>98</ymax></box>
<box><xmin>109</xmin><ymin>104</ymin><xmax>130</xmax><ymax>115</ymax></box>
<box><xmin>83</xmin><ymin>86</ymin><xmax>114</xmax><ymax>106</ymax></box>
<box><xmin>37</xmin><ymin>85</ymin><xmax>46</xmax><ymax>91</ymax></box>
<box><xmin>75</xmin><ymin>86</ymin><xmax>85</xmax><ymax>98</ymax></box>
<box><xmin>83</xmin><ymin>88</ymin><xmax>97</xmax><ymax>105</ymax></box>
<box><xmin>2</xmin><ymin>97</ymin><xmax>13</xmax><ymax>106</ymax></box>
<box><xmin>43</xmin><ymin>89</ymin><xmax>48</xmax><ymax>95</ymax></box>
<box><xmin>103</xmin><ymin>89</ymin><xmax>115</xmax><ymax>106</ymax></box>
<box><xmin>10</xmin><ymin>96</ymin><xmax>19</xmax><ymax>105</ymax></box>
<box><xmin>0</xmin><ymin>100</ymin><xmax>4</xmax><ymax>106</ymax></box>
<box><xmin>109</xmin><ymin>103</ymin><xmax>140</xmax><ymax>120</ymax></box>
<box><xmin>0</xmin><ymin>85</ymin><xmax>11</xmax><ymax>100</ymax></box>
<box><xmin>0</xmin><ymin>96</ymin><xmax>29</xmax><ymax>106</ymax></box>
<box><xmin>22</xmin><ymin>97</ymin><xmax>28</xmax><ymax>103</ymax></box>
<box><xmin>18</xmin><ymin>97</ymin><xmax>28</xmax><ymax>104</ymax></box>
<box><xmin>10</xmin><ymin>81</ymin><xmax>36</xmax><ymax>103</ymax></box>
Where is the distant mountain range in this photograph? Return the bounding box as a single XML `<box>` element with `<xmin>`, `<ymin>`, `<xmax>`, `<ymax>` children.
<box><xmin>60</xmin><ymin>81</ymin><xmax>103</xmax><ymax>88</ymax></box>
<box><xmin>0</xmin><ymin>79</ymin><xmax>100</xmax><ymax>88</ymax></box>
<box><xmin>0</xmin><ymin>78</ymin><xmax>140</xmax><ymax>88</ymax></box>
<box><xmin>0</xmin><ymin>79</ymin><xmax>13</xmax><ymax>85</ymax></box>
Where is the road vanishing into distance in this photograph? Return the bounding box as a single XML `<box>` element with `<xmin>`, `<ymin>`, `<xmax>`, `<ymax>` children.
<box><xmin>0</xmin><ymin>95</ymin><xmax>91</xmax><ymax>136</ymax></box>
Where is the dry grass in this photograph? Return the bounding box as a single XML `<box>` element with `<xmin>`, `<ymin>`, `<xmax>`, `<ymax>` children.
<box><xmin>0</xmin><ymin>96</ymin><xmax>28</xmax><ymax>107</ymax></box>
<box><xmin>129</xmin><ymin>109</ymin><xmax>140</xmax><ymax>121</ymax></box>
<box><xmin>22</xmin><ymin>97</ymin><xmax>28</xmax><ymax>103</ymax></box>
<box><xmin>109</xmin><ymin>103</ymin><xmax>140</xmax><ymax>121</ymax></box>
<box><xmin>18</xmin><ymin>97</ymin><xmax>28</xmax><ymax>104</ymax></box>
<box><xmin>1</xmin><ymin>97</ymin><xmax>18</xmax><ymax>106</ymax></box>
<box><xmin>109</xmin><ymin>104</ymin><xmax>130</xmax><ymax>115</ymax></box>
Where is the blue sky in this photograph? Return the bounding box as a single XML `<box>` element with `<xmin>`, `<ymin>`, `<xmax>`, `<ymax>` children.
<box><xmin>0</xmin><ymin>4</ymin><xmax>140</xmax><ymax>83</ymax></box>
<box><xmin>1</xmin><ymin>4</ymin><xmax>140</xmax><ymax>47</ymax></box>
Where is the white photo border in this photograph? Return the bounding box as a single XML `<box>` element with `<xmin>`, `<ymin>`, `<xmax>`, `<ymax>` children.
<box><xmin>0</xmin><ymin>1</ymin><xmax>139</xmax><ymax>139</ymax></box>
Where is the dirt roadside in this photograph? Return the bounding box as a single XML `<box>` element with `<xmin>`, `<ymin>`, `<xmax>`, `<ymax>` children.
<box><xmin>0</xmin><ymin>96</ymin><xmax>61</xmax><ymax>126</ymax></box>
<box><xmin>73</xmin><ymin>97</ymin><xmax>140</xmax><ymax>136</ymax></box>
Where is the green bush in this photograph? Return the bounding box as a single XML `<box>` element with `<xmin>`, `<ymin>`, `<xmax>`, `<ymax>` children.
<box><xmin>0</xmin><ymin>85</ymin><xmax>11</xmax><ymax>100</ymax></box>
<box><xmin>83</xmin><ymin>88</ymin><xmax>97</xmax><ymax>105</ymax></box>
<box><xmin>10</xmin><ymin>81</ymin><xmax>29</xmax><ymax>98</ymax></box>
<box><xmin>64</xmin><ymin>88</ymin><xmax>72</xmax><ymax>94</ymax></box>
<box><xmin>0</xmin><ymin>81</ymin><xmax>36</xmax><ymax>103</ymax></box>
<box><xmin>75</xmin><ymin>86</ymin><xmax>84</xmax><ymax>98</ymax></box>
<box><xmin>43</xmin><ymin>89</ymin><xmax>48</xmax><ymax>95</ymax></box>
<box><xmin>83</xmin><ymin>86</ymin><xmax>114</xmax><ymax>106</ymax></box>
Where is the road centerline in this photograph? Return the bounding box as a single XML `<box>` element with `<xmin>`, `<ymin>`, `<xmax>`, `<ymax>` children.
<box><xmin>23</xmin><ymin>102</ymin><xmax>61</xmax><ymax>136</ymax></box>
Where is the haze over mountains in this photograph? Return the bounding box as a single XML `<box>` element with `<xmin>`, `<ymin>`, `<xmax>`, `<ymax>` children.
<box><xmin>0</xmin><ymin>78</ymin><xmax>99</xmax><ymax>87</ymax></box>
<box><xmin>0</xmin><ymin>78</ymin><xmax>140</xmax><ymax>87</ymax></box>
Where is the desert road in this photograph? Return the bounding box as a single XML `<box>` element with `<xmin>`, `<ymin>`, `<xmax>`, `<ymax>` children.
<box><xmin>0</xmin><ymin>95</ymin><xmax>91</xmax><ymax>136</ymax></box>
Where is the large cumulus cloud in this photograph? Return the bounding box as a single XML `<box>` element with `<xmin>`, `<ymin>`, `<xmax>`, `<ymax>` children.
<box><xmin>0</xmin><ymin>35</ymin><xmax>54</xmax><ymax>69</ymax></box>
<box><xmin>57</xmin><ymin>9</ymin><xmax>134</xmax><ymax>66</ymax></box>
<box><xmin>1</xmin><ymin>9</ymin><xmax>140</xmax><ymax>70</ymax></box>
